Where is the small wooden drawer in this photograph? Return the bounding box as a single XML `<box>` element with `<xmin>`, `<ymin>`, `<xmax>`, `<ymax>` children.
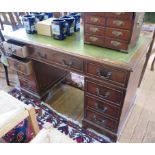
<box><xmin>84</xmin><ymin>15</ymin><xmax>106</xmax><ymax>26</ymax></box>
<box><xmin>7</xmin><ymin>56</ymin><xmax>32</xmax><ymax>75</ymax></box>
<box><xmin>85</xmin><ymin>80</ymin><xmax>124</xmax><ymax>106</ymax></box>
<box><xmin>107</xmin><ymin>18</ymin><xmax>133</xmax><ymax>30</ymax></box>
<box><xmin>84</xmin><ymin>34</ymin><xmax>104</xmax><ymax>47</ymax></box>
<box><xmin>19</xmin><ymin>78</ymin><xmax>38</xmax><ymax>92</ymax></box>
<box><xmin>85</xmin><ymin>95</ymin><xmax>120</xmax><ymax>119</ymax></box>
<box><xmin>105</xmin><ymin>28</ymin><xmax>131</xmax><ymax>41</ymax></box>
<box><xmin>4</xmin><ymin>40</ymin><xmax>29</xmax><ymax>58</ymax></box>
<box><xmin>17</xmin><ymin>72</ymin><xmax>36</xmax><ymax>82</ymax></box>
<box><xmin>105</xmin><ymin>38</ymin><xmax>128</xmax><ymax>51</ymax></box>
<box><xmin>86</xmin><ymin>62</ymin><xmax>128</xmax><ymax>87</ymax></box>
<box><xmin>85</xmin><ymin>109</ymin><xmax>118</xmax><ymax>132</ymax></box>
<box><xmin>106</xmin><ymin>12</ymin><xmax>134</xmax><ymax>20</ymax></box>
<box><xmin>84</xmin><ymin>24</ymin><xmax>105</xmax><ymax>36</ymax></box>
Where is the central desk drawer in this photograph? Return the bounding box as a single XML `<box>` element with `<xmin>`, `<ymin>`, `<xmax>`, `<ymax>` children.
<box><xmin>86</xmin><ymin>62</ymin><xmax>128</xmax><ymax>87</ymax></box>
<box><xmin>7</xmin><ymin>56</ymin><xmax>32</xmax><ymax>75</ymax></box>
<box><xmin>29</xmin><ymin>47</ymin><xmax>84</xmax><ymax>73</ymax></box>
<box><xmin>85</xmin><ymin>80</ymin><xmax>124</xmax><ymax>106</ymax></box>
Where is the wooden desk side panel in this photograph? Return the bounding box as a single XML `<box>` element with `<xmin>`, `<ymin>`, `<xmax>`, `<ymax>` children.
<box><xmin>118</xmin><ymin>50</ymin><xmax>147</xmax><ymax>135</ymax></box>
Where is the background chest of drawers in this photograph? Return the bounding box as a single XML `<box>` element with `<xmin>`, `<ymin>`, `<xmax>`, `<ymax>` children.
<box><xmin>84</xmin><ymin>12</ymin><xmax>145</xmax><ymax>52</ymax></box>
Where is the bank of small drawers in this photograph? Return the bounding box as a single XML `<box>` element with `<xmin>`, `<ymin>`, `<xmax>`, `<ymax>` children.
<box><xmin>84</xmin><ymin>12</ymin><xmax>140</xmax><ymax>51</ymax></box>
<box><xmin>84</xmin><ymin>78</ymin><xmax>125</xmax><ymax>134</ymax></box>
<box><xmin>84</xmin><ymin>60</ymin><xmax>127</xmax><ymax>135</ymax></box>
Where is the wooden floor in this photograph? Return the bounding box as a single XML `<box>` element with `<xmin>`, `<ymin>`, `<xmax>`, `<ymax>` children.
<box><xmin>0</xmin><ymin>53</ymin><xmax>155</xmax><ymax>143</ymax></box>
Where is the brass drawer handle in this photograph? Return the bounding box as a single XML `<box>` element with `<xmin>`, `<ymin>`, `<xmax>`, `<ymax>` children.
<box><xmin>111</xmin><ymin>41</ymin><xmax>121</xmax><ymax>47</ymax></box>
<box><xmin>93</xmin><ymin>115</ymin><xmax>106</xmax><ymax>125</ymax></box>
<box><xmin>62</xmin><ymin>59</ymin><xmax>73</xmax><ymax>68</ymax></box>
<box><xmin>112</xmin><ymin>31</ymin><xmax>123</xmax><ymax>37</ymax></box>
<box><xmin>95</xmin><ymin>102</ymin><xmax>108</xmax><ymax>113</ymax></box>
<box><xmin>96</xmin><ymin>68</ymin><xmax>112</xmax><ymax>79</ymax></box>
<box><xmin>89</xmin><ymin>36</ymin><xmax>98</xmax><ymax>42</ymax></box>
<box><xmin>113</xmin><ymin>20</ymin><xmax>124</xmax><ymax>26</ymax></box>
<box><xmin>37</xmin><ymin>52</ymin><xmax>47</xmax><ymax>59</ymax></box>
<box><xmin>96</xmin><ymin>88</ymin><xmax>110</xmax><ymax>99</ymax></box>
<box><xmin>90</xmin><ymin>17</ymin><xmax>99</xmax><ymax>23</ymax></box>
<box><xmin>89</xmin><ymin>27</ymin><xmax>98</xmax><ymax>33</ymax></box>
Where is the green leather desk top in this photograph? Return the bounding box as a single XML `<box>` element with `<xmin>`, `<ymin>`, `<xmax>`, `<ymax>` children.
<box><xmin>5</xmin><ymin>28</ymin><xmax>150</xmax><ymax>70</ymax></box>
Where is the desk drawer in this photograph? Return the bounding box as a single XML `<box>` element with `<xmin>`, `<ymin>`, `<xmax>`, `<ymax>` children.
<box><xmin>107</xmin><ymin>18</ymin><xmax>133</xmax><ymax>30</ymax></box>
<box><xmin>84</xmin><ymin>34</ymin><xmax>104</xmax><ymax>47</ymax></box>
<box><xmin>106</xmin><ymin>12</ymin><xmax>133</xmax><ymax>20</ymax></box>
<box><xmin>29</xmin><ymin>47</ymin><xmax>84</xmax><ymax>73</ymax></box>
<box><xmin>105</xmin><ymin>38</ymin><xmax>128</xmax><ymax>51</ymax></box>
<box><xmin>86</xmin><ymin>62</ymin><xmax>128</xmax><ymax>87</ymax></box>
<box><xmin>105</xmin><ymin>28</ymin><xmax>131</xmax><ymax>41</ymax></box>
<box><xmin>4</xmin><ymin>40</ymin><xmax>29</xmax><ymax>58</ymax></box>
<box><xmin>84</xmin><ymin>15</ymin><xmax>106</xmax><ymax>26</ymax></box>
<box><xmin>85</xmin><ymin>95</ymin><xmax>120</xmax><ymax>119</ymax></box>
<box><xmin>85</xmin><ymin>80</ymin><xmax>124</xmax><ymax>106</ymax></box>
<box><xmin>54</xmin><ymin>54</ymin><xmax>84</xmax><ymax>73</ymax></box>
<box><xmin>8</xmin><ymin>56</ymin><xmax>32</xmax><ymax>75</ymax></box>
<box><xmin>84</xmin><ymin>24</ymin><xmax>105</xmax><ymax>36</ymax></box>
<box><xmin>85</xmin><ymin>109</ymin><xmax>118</xmax><ymax>132</ymax></box>
<box><xmin>17</xmin><ymin>72</ymin><xmax>36</xmax><ymax>82</ymax></box>
<box><xmin>19</xmin><ymin>78</ymin><xmax>38</xmax><ymax>93</ymax></box>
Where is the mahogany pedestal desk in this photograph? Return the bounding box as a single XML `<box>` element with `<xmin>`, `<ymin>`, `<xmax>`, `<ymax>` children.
<box><xmin>4</xmin><ymin>28</ymin><xmax>152</xmax><ymax>142</ymax></box>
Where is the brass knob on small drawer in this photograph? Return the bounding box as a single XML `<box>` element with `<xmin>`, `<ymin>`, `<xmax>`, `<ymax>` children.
<box><xmin>90</xmin><ymin>17</ymin><xmax>99</xmax><ymax>23</ymax></box>
<box><xmin>89</xmin><ymin>36</ymin><xmax>98</xmax><ymax>42</ymax></box>
<box><xmin>89</xmin><ymin>27</ymin><xmax>98</xmax><ymax>33</ymax></box>
<box><xmin>112</xmin><ymin>31</ymin><xmax>123</xmax><ymax>37</ymax></box>
<box><xmin>113</xmin><ymin>20</ymin><xmax>124</xmax><ymax>26</ymax></box>
<box><xmin>110</xmin><ymin>41</ymin><xmax>121</xmax><ymax>47</ymax></box>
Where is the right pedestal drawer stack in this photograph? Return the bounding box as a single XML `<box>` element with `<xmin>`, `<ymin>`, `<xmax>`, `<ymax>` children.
<box><xmin>84</xmin><ymin>12</ymin><xmax>145</xmax><ymax>52</ymax></box>
<box><xmin>83</xmin><ymin>60</ymin><xmax>131</xmax><ymax>142</ymax></box>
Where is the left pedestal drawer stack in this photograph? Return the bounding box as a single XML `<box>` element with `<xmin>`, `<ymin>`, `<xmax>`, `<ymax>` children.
<box><xmin>4</xmin><ymin>40</ymin><xmax>41</xmax><ymax>98</ymax></box>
